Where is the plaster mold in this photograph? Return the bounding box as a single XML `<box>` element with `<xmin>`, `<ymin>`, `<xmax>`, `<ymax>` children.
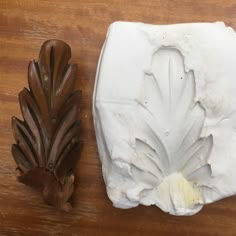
<box><xmin>93</xmin><ymin>21</ymin><xmax>236</xmax><ymax>215</ymax></box>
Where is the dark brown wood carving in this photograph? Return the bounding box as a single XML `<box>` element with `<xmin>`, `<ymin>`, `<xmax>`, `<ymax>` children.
<box><xmin>11</xmin><ymin>39</ymin><xmax>82</xmax><ymax>211</ymax></box>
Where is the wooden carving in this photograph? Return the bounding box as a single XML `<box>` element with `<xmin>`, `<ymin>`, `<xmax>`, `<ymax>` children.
<box><xmin>12</xmin><ymin>39</ymin><xmax>82</xmax><ymax>211</ymax></box>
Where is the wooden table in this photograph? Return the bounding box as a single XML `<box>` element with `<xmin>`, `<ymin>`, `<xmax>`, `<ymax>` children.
<box><xmin>1</xmin><ymin>0</ymin><xmax>236</xmax><ymax>235</ymax></box>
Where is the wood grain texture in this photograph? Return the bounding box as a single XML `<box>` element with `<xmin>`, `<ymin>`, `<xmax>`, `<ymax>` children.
<box><xmin>1</xmin><ymin>0</ymin><xmax>236</xmax><ymax>235</ymax></box>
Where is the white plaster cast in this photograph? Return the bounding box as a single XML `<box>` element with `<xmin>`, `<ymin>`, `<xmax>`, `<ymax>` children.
<box><xmin>93</xmin><ymin>21</ymin><xmax>236</xmax><ymax>216</ymax></box>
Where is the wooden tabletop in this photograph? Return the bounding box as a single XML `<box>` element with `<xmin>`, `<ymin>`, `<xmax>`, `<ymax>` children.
<box><xmin>1</xmin><ymin>0</ymin><xmax>236</xmax><ymax>235</ymax></box>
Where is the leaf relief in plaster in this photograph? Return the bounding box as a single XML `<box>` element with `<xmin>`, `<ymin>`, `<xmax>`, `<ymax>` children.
<box><xmin>132</xmin><ymin>48</ymin><xmax>213</xmax><ymax>215</ymax></box>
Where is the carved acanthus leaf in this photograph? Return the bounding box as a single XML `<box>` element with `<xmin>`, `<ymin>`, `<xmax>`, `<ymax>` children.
<box><xmin>12</xmin><ymin>40</ymin><xmax>82</xmax><ymax>211</ymax></box>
